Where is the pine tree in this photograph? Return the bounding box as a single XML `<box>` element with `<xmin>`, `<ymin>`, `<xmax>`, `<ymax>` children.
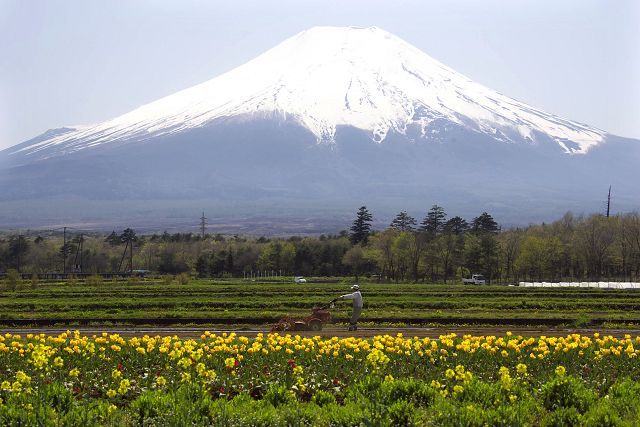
<box><xmin>444</xmin><ymin>216</ymin><xmax>469</xmax><ymax>235</ymax></box>
<box><xmin>350</xmin><ymin>206</ymin><xmax>373</xmax><ymax>245</ymax></box>
<box><xmin>419</xmin><ymin>205</ymin><xmax>447</xmax><ymax>234</ymax></box>
<box><xmin>471</xmin><ymin>212</ymin><xmax>499</xmax><ymax>233</ymax></box>
<box><xmin>390</xmin><ymin>211</ymin><xmax>416</xmax><ymax>232</ymax></box>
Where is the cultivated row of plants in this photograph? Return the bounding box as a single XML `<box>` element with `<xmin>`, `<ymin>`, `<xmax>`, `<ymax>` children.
<box><xmin>1</xmin><ymin>281</ymin><xmax>640</xmax><ymax>326</ymax></box>
<box><xmin>0</xmin><ymin>330</ymin><xmax>639</xmax><ymax>425</ymax></box>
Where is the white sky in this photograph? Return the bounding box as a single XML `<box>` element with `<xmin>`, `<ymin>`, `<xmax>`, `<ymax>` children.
<box><xmin>1</xmin><ymin>0</ymin><xmax>638</xmax><ymax>151</ymax></box>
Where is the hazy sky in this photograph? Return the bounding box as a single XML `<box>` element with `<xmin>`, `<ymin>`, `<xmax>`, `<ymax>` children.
<box><xmin>1</xmin><ymin>0</ymin><xmax>638</xmax><ymax>151</ymax></box>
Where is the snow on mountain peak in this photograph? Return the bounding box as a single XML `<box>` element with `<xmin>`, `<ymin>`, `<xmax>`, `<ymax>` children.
<box><xmin>12</xmin><ymin>26</ymin><xmax>606</xmax><ymax>158</ymax></box>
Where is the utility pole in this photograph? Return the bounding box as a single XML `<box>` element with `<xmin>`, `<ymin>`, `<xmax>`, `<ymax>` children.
<box><xmin>606</xmin><ymin>186</ymin><xmax>611</xmax><ymax>218</ymax></box>
<box><xmin>80</xmin><ymin>234</ymin><xmax>84</xmax><ymax>272</ymax></box>
<box><xmin>63</xmin><ymin>227</ymin><xmax>67</xmax><ymax>274</ymax></box>
<box><xmin>130</xmin><ymin>235</ymin><xmax>133</xmax><ymax>273</ymax></box>
<box><xmin>200</xmin><ymin>212</ymin><xmax>207</xmax><ymax>237</ymax></box>
<box><xmin>17</xmin><ymin>235</ymin><xmax>22</xmax><ymax>273</ymax></box>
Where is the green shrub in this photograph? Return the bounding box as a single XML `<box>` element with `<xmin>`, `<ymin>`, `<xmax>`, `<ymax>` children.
<box><xmin>382</xmin><ymin>379</ymin><xmax>437</xmax><ymax>408</ymax></box>
<box><xmin>177</xmin><ymin>273</ymin><xmax>190</xmax><ymax>285</ymax></box>
<box><xmin>5</xmin><ymin>269</ymin><xmax>21</xmax><ymax>291</ymax></box>
<box><xmin>264</xmin><ymin>384</ymin><xmax>296</xmax><ymax>408</ymax></box>
<box><xmin>46</xmin><ymin>382</ymin><xmax>76</xmax><ymax>414</ymax></box>
<box><xmin>540</xmin><ymin>374</ymin><xmax>596</xmax><ymax>414</ymax></box>
<box><xmin>30</xmin><ymin>274</ymin><xmax>39</xmax><ymax>289</ymax></box>
<box><xmin>607</xmin><ymin>376</ymin><xmax>640</xmax><ymax>418</ymax></box>
<box><xmin>130</xmin><ymin>390</ymin><xmax>171</xmax><ymax>422</ymax></box>
<box><xmin>312</xmin><ymin>389</ymin><xmax>337</xmax><ymax>407</ymax></box>
<box><xmin>127</xmin><ymin>274</ymin><xmax>141</xmax><ymax>285</ymax></box>
<box><xmin>388</xmin><ymin>399</ymin><xmax>416</xmax><ymax>426</ymax></box>
<box><xmin>343</xmin><ymin>375</ymin><xmax>382</xmax><ymax>404</ymax></box>
<box><xmin>85</xmin><ymin>275</ymin><xmax>103</xmax><ymax>286</ymax></box>
<box><xmin>435</xmin><ymin>402</ymin><xmax>485</xmax><ymax>427</ymax></box>
<box><xmin>583</xmin><ymin>403</ymin><xmax>628</xmax><ymax>427</ymax></box>
<box><xmin>541</xmin><ymin>406</ymin><xmax>583</xmax><ymax>427</ymax></box>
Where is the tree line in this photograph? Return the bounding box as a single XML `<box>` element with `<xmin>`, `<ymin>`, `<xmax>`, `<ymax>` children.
<box><xmin>1</xmin><ymin>208</ymin><xmax>639</xmax><ymax>283</ymax></box>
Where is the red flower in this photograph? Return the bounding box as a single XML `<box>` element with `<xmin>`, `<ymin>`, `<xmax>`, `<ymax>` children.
<box><xmin>263</xmin><ymin>366</ymin><xmax>269</xmax><ymax>373</ymax></box>
<box><xmin>333</xmin><ymin>380</ymin><xmax>339</xmax><ymax>385</ymax></box>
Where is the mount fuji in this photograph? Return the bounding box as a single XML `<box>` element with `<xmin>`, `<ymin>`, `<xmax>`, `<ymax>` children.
<box><xmin>1</xmin><ymin>26</ymin><xmax>638</xmax><ymax>227</ymax></box>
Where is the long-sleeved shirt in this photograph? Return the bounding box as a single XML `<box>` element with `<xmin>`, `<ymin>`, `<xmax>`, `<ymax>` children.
<box><xmin>341</xmin><ymin>290</ymin><xmax>363</xmax><ymax>308</ymax></box>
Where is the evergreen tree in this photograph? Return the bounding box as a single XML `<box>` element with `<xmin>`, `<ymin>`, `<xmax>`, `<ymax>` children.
<box><xmin>419</xmin><ymin>205</ymin><xmax>447</xmax><ymax>234</ymax></box>
<box><xmin>194</xmin><ymin>254</ymin><xmax>208</xmax><ymax>278</ymax></box>
<box><xmin>471</xmin><ymin>212</ymin><xmax>500</xmax><ymax>233</ymax></box>
<box><xmin>120</xmin><ymin>228</ymin><xmax>138</xmax><ymax>245</ymax></box>
<box><xmin>350</xmin><ymin>206</ymin><xmax>373</xmax><ymax>245</ymax></box>
<box><xmin>390</xmin><ymin>211</ymin><xmax>416</xmax><ymax>232</ymax></box>
<box><xmin>105</xmin><ymin>231</ymin><xmax>120</xmax><ymax>246</ymax></box>
<box><xmin>444</xmin><ymin>216</ymin><xmax>469</xmax><ymax>235</ymax></box>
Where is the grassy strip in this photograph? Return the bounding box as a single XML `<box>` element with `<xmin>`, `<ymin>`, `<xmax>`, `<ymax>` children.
<box><xmin>1</xmin><ymin>279</ymin><xmax>640</xmax><ymax>327</ymax></box>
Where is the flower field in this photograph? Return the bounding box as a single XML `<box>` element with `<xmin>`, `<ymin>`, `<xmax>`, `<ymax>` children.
<box><xmin>0</xmin><ymin>330</ymin><xmax>639</xmax><ymax>426</ymax></box>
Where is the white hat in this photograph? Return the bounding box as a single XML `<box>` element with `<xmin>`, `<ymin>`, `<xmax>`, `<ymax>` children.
<box><xmin>351</xmin><ymin>285</ymin><xmax>359</xmax><ymax>290</ymax></box>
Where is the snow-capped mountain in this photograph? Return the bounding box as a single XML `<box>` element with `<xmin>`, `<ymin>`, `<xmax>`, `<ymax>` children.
<box><xmin>0</xmin><ymin>26</ymin><xmax>638</xmax><ymax>227</ymax></box>
<box><xmin>6</xmin><ymin>26</ymin><xmax>607</xmax><ymax>161</ymax></box>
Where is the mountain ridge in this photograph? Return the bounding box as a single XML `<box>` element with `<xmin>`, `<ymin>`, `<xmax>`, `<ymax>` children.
<box><xmin>0</xmin><ymin>26</ymin><xmax>637</xmax><ymax>228</ymax></box>
<box><xmin>3</xmin><ymin>26</ymin><xmax>609</xmax><ymax>164</ymax></box>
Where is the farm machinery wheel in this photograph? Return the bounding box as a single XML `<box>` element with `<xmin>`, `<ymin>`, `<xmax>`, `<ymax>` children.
<box><xmin>308</xmin><ymin>320</ymin><xmax>323</xmax><ymax>332</ymax></box>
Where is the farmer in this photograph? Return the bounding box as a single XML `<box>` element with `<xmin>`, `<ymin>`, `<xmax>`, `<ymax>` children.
<box><xmin>339</xmin><ymin>284</ymin><xmax>363</xmax><ymax>331</ymax></box>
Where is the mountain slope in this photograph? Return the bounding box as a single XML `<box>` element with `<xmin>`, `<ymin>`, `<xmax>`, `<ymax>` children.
<box><xmin>4</xmin><ymin>26</ymin><xmax>607</xmax><ymax>164</ymax></box>
<box><xmin>0</xmin><ymin>26</ymin><xmax>637</xmax><ymax>228</ymax></box>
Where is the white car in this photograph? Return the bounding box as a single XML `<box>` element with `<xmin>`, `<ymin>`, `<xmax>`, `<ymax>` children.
<box><xmin>294</xmin><ymin>276</ymin><xmax>307</xmax><ymax>283</ymax></box>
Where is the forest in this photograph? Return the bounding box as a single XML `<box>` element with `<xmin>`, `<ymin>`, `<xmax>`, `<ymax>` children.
<box><xmin>1</xmin><ymin>207</ymin><xmax>640</xmax><ymax>284</ymax></box>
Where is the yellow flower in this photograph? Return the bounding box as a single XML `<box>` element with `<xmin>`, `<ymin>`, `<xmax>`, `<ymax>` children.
<box><xmin>107</xmin><ymin>389</ymin><xmax>117</xmax><ymax>398</ymax></box>
<box><xmin>53</xmin><ymin>356</ymin><xmax>64</xmax><ymax>368</ymax></box>
<box><xmin>16</xmin><ymin>371</ymin><xmax>30</xmax><ymax>384</ymax></box>
<box><xmin>118</xmin><ymin>378</ymin><xmax>130</xmax><ymax>395</ymax></box>
<box><xmin>516</xmin><ymin>364</ymin><xmax>527</xmax><ymax>375</ymax></box>
<box><xmin>69</xmin><ymin>368</ymin><xmax>80</xmax><ymax>377</ymax></box>
<box><xmin>112</xmin><ymin>369</ymin><xmax>121</xmax><ymax>379</ymax></box>
<box><xmin>555</xmin><ymin>366</ymin><xmax>566</xmax><ymax>377</ymax></box>
<box><xmin>385</xmin><ymin>375</ymin><xmax>395</xmax><ymax>383</ymax></box>
<box><xmin>156</xmin><ymin>376</ymin><xmax>167</xmax><ymax>386</ymax></box>
<box><xmin>445</xmin><ymin>369</ymin><xmax>455</xmax><ymax>379</ymax></box>
<box><xmin>224</xmin><ymin>357</ymin><xmax>236</xmax><ymax>369</ymax></box>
